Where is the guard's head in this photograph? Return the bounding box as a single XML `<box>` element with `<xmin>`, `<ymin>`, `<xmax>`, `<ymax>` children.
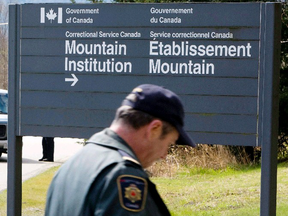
<box><xmin>121</xmin><ymin>84</ymin><xmax>196</xmax><ymax>147</ymax></box>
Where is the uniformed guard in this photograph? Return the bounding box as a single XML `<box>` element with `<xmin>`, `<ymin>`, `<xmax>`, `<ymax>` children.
<box><xmin>45</xmin><ymin>84</ymin><xmax>196</xmax><ymax>216</ymax></box>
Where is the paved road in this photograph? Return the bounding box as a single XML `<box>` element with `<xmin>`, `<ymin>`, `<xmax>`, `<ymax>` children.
<box><xmin>0</xmin><ymin>136</ymin><xmax>83</xmax><ymax>192</ymax></box>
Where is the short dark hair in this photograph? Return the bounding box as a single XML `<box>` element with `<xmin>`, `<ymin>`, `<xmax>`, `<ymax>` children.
<box><xmin>114</xmin><ymin>106</ymin><xmax>175</xmax><ymax>138</ymax></box>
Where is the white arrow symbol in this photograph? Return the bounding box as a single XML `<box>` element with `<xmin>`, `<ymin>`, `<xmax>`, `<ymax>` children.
<box><xmin>65</xmin><ymin>74</ymin><xmax>78</xmax><ymax>86</ymax></box>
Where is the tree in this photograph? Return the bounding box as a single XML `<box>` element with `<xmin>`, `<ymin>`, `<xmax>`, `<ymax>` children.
<box><xmin>86</xmin><ymin>0</ymin><xmax>104</xmax><ymax>3</ymax></box>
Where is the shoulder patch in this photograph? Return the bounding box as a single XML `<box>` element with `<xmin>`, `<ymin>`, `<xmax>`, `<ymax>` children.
<box><xmin>117</xmin><ymin>175</ymin><xmax>147</xmax><ymax>212</ymax></box>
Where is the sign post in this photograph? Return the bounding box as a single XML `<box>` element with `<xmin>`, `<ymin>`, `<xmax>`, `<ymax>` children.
<box><xmin>8</xmin><ymin>3</ymin><xmax>281</xmax><ymax>215</ymax></box>
<box><xmin>258</xmin><ymin>4</ymin><xmax>281</xmax><ymax>216</ymax></box>
<box><xmin>8</xmin><ymin>4</ymin><xmax>22</xmax><ymax>216</ymax></box>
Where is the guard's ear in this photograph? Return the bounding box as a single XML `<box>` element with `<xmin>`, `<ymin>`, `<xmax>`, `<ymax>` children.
<box><xmin>146</xmin><ymin>119</ymin><xmax>162</xmax><ymax>141</ymax></box>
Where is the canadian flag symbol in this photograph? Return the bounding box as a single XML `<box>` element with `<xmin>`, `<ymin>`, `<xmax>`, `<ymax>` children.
<box><xmin>40</xmin><ymin>7</ymin><xmax>63</xmax><ymax>24</ymax></box>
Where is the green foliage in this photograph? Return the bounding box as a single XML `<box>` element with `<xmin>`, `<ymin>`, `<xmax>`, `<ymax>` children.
<box><xmin>86</xmin><ymin>0</ymin><xmax>104</xmax><ymax>3</ymax></box>
<box><xmin>113</xmin><ymin>0</ymin><xmax>211</xmax><ymax>3</ymax></box>
<box><xmin>112</xmin><ymin>0</ymin><xmax>271</xmax><ymax>3</ymax></box>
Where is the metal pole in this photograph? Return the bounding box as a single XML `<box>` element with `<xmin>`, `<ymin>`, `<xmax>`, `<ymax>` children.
<box><xmin>8</xmin><ymin>4</ymin><xmax>22</xmax><ymax>216</ymax></box>
<box><xmin>259</xmin><ymin>3</ymin><xmax>281</xmax><ymax>216</ymax></box>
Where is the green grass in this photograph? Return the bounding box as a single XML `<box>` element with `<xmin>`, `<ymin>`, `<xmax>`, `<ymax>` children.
<box><xmin>0</xmin><ymin>163</ymin><xmax>288</xmax><ymax>215</ymax></box>
<box><xmin>154</xmin><ymin>162</ymin><xmax>288</xmax><ymax>216</ymax></box>
<box><xmin>154</xmin><ymin>166</ymin><xmax>261</xmax><ymax>216</ymax></box>
<box><xmin>0</xmin><ymin>166</ymin><xmax>59</xmax><ymax>216</ymax></box>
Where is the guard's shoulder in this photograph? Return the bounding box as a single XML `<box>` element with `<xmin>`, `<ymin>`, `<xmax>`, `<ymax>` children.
<box><xmin>117</xmin><ymin>174</ymin><xmax>148</xmax><ymax>212</ymax></box>
<box><xmin>108</xmin><ymin>152</ymin><xmax>149</xmax><ymax>212</ymax></box>
<box><xmin>122</xmin><ymin>155</ymin><xmax>141</xmax><ymax>165</ymax></box>
<box><xmin>118</xmin><ymin>150</ymin><xmax>141</xmax><ymax>167</ymax></box>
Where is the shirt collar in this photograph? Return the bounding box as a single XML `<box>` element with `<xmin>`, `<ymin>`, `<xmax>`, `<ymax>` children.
<box><xmin>87</xmin><ymin>128</ymin><xmax>140</xmax><ymax>164</ymax></box>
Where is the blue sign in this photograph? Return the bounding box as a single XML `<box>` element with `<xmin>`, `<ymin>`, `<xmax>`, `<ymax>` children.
<box><xmin>10</xmin><ymin>3</ymin><xmax>280</xmax><ymax>147</ymax></box>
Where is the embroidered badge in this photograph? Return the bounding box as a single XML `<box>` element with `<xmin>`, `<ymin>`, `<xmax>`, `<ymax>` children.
<box><xmin>125</xmin><ymin>184</ymin><xmax>141</xmax><ymax>203</ymax></box>
<box><xmin>117</xmin><ymin>175</ymin><xmax>147</xmax><ymax>212</ymax></box>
